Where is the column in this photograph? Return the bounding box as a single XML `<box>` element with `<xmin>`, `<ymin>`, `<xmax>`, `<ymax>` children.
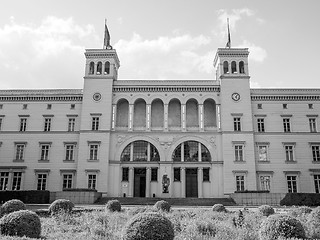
<box><xmin>198</xmin><ymin>167</ymin><xmax>203</xmax><ymax>198</ymax></box>
<box><xmin>216</xmin><ymin>105</ymin><xmax>221</xmax><ymax>130</ymax></box>
<box><xmin>147</xmin><ymin>143</ymin><xmax>151</xmax><ymax>161</ymax></box>
<box><xmin>164</xmin><ymin>104</ymin><xmax>168</xmax><ymax>131</ymax></box>
<box><xmin>146</xmin><ymin>167</ymin><xmax>151</xmax><ymax>198</ymax></box>
<box><xmin>7</xmin><ymin>169</ymin><xmax>13</xmax><ymax>190</ymax></box>
<box><xmin>111</xmin><ymin>104</ymin><xmax>116</xmax><ymax>130</ymax></box>
<box><xmin>146</xmin><ymin>104</ymin><xmax>151</xmax><ymax>131</ymax></box>
<box><xmin>182</xmin><ymin>104</ymin><xmax>186</xmax><ymax>131</ymax></box>
<box><xmin>129</xmin><ymin>104</ymin><xmax>133</xmax><ymax>131</ymax></box>
<box><xmin>198</xmin><ymin>142</ymin><xmax>202</xmax><ymax>162</ymax></box>
<box><xmin>128</xmin><ymin>167</ymin><xmax>134</xmax><ymax>197</ymax></box>
<box><xmin>181</xmin><ymin>143</ymin><xmax>184</xmax><ymax>162</ymax></box>
<box><xmin>199</xmin><ymin>104</ymin><xmax>204</xmax><ymax>131</ymax></box>
<box><xmin>170</xmin><ymin>167</ymin><xmax>174</xmax><ymax>197</ymax></box>
<box><xmin>130</xmin><ymin>144</ymin><xmax>134</xmax><ymax>161</ymax></box>
<box><xmin>181</xmin><ymin>167</ymin><xmax>186</xmax><ymax>198</ymax></box>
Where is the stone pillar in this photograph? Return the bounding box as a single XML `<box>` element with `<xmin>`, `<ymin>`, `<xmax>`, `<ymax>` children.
<box><xmin>111</xmin><ymin>104</ymin><xmax>116</xmax><ymax>130</ymax></box>
<box><xmin>199</xmin><ymin>104</ymin><xmax>204</xmax><ymax>131</ymax></box>
<box><xmin>128</xmin><ymin>167</ymin><xmax>134</xmax><ymax>197</ymax></box>
<box><xmin>146</xmin><ymin>104</ymin><xmax>151</xmax><ymax>131</ymax></box>
<box><xmin>181</xmin><ymin>143</ymin><xmax>184</xmax><ymax>162</ymax></box>
<box><xmin>146</xmin><ymin>167</ymin><xmax>151</xmax><ymax>197</ymax></box>
<box><xmin>181</xmin><ymin>167</ymin><xmax>186</xmax><ymax>198</ymax></box>
<box><xmin>198</xmin><ymin>142</ymin><xmax>202</xmax><ymax>162</ymax></box>
<box><xmin>182</xmin><ymin>104</ymin><xmax>186</xmax><ymax>131</ymax></box>
<box><xmin>198</xmin><ymin>167</ymin><xmax>203</xmax><ymax>198</ymax></box>
<box><xmin>164</xmin><ymin>104</ymin><xmax>168</xmax><ymax>131</ymax></box>
<box><xmin>216</xmin><ymin>105</ymin><xmax>221</xmax><ymax>129</ymax></box>
<box><xmin>129</xmin><ymin>104</ymin><xmax>133</xmax><ymax>131</ymax></box>
<box><xmin>169</xmin><ymin>167</ymin><xmax>174</xmax><ymax>197</ymax></box>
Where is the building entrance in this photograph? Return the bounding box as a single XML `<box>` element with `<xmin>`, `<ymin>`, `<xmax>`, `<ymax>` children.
<box><xmin>186</xmin><ymin>168</ymin><xmax>198</xmax><ymax>197</ymax></box>
<box><xmin>134</xmin><ymin>168</ymin><xmax>146</xmax><ymax>197</ymax></box>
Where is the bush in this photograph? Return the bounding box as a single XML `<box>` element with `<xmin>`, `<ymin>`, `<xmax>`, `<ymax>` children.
<box><xmin>280</xmin><ymin>193</ymin><xmax>320</xmax><ymax>206</ymax></box>
<box><xmin>123</xmin><ymin>212</ymin><xmax>174</xmax><ymax>240</ymax></box>
<box><xmin>154</xmin><ymin>200</ymin><xmax>171</xmax><ymax>212</ymax></box>
<box><xmin>212</xmin><ymin>204</ymin><xmax>226</xmax><ymax>212</ymax></box>
<box><xmin>105</xmin><ymin>199</ymin><xmax>121</xmax><ymax>212</ymax></box>
<box><xmin>0</xmin><ymin>199</ymin><xmax>26</xmax><ymax>216</ymax></box>
<box><xmin>232</xmin><ymin>210</ymin><xmax>245</xmax><ymax>228</ymax></box>
<box><xmin>288</xmin><ymin>206</ymin><xmax>312</xmax><ymax>217</ymax></box>
<box><xmin>258</xmin><ymin>205</ymin><xmax>275</xmax><ymax>217</ymax></box>
<box><xmin>259</xmin><ymin>214</ymin><xmax>306</xmax><ymax>240</ymax></box>
<box><xmin>0</xmin><ymin>210</ymin><xmax>41</xmax><ymax>238</ymax></box>
<box><xmin>306</xmin><ymin>206</ymin><xmax>320</xmax><ymax>239</ymax></box>
<box><xmin>196</xmin><ymin>220</ymin><xmax>217</xmax><ymax>236</ymax></box>
<box><xmin>0</xmin><ymin>190</ymin><xmax>50</xmax><ymax>204</ymax></box>
<box><xmin>48</xmin><ymin>199</ymin><xmax>74</xmax><ymax>215</ymax></box>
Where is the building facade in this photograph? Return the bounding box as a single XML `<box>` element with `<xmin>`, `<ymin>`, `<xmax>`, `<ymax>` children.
<box><xmin>0</xmin><ymin>28</ymin><xmax>320</xmax><ymax>198</ymax></box>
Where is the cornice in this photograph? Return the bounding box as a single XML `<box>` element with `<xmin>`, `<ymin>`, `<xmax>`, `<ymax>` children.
<box><xmin>113</xmin><ymin>86</ymin><xmax>220</xmax><ymax>93</ymax></box>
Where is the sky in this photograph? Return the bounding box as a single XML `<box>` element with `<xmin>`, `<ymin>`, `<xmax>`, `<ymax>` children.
<box><xmin>0</xmin><ymin>0</ymin><xmax>320</xmax><ymax>89</ymax></box>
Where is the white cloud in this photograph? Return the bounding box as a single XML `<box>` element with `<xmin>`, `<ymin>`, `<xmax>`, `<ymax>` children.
<box><xmin>236</xmin><ymin>40</ymin><xmax>267</xmax><ymax>63</ymax></box>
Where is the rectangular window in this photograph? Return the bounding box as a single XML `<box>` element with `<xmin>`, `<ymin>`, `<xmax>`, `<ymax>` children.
<box><xmin>47</xmin><ymin>104</ymin><xmax>52</xmax><ymax>109</ymax></box>
<box><xmin>37</xmin><ymin>174</ymin><xmax>47</xmax><ymax>190</ymax></box>
<box><xmin>0</xmin><ymin>104</ymin><xmax>3</xmax><ymax>109</ymax></box>
<box><xmin>258</xmin><ymin>145</ymin><xmax>268</xmax><ymax>161</ymax></box>
<box><xmin>65</xmin><ymin>144</ymin><xmax>75</xmax><ymax>161</ymax></box>
<box><xmin>283</xmin><ymin>104</ymin><xmax>287</xmax><ymax>109</ymax></box>
<box><xmin>259</xmin><ymin>175</ymin><xmax>271</xmax><ymax>191</ymax></box>
<box><xmin>234</xmin><ymin>145</ymin><xmax>244</xmax><ymax>161</ymax></box>
<box><xmin>12</xmin><ymin>172</ymin><xmax>22</xmax><ymax>190</ymax></box>
<box><xmin>19</xmin><ymin>118</ymin><xmax>27</xmax><ymax>132</ymax></box>
<box><xmin>68</xmin><ymin>118</ymin><xmax>75</xmax><ymax>132</ymax></box>
<box><xmin>283</xmin><ymin>118</ymin><xmax>291</xmax><ymax>132</ymax></box>
<box><xmin>92</xmin><ymin>117</ymin><xmax>99</xmax><ymax>131</ymax></box>
<box><xmin>257</xmin><ymin>118</ymin><xmax>265</xmax><ymax>132</ymax></box>
<box><xmin>0</xmin><ymin>172</ymin><xmax>9</xmax><ymax>190</ymax></box>
<box><xmin>151</xmin><ymin>168</ymin><xmax>158</xmax><ymax>181</ymax></box>
<box><xmin>122</xmin><ymin>167</ymin><xmax>129</xmax><ymax>181</ymax></box>
<box><xmin>40</xmin><ymin>144</ymin><xmax>50</xmax><ymax>161</ymax></box>
<box><xmin>309</xmin><ymin>118</ymin><xmax>317</xmax><ymax>132</ymax></box>
<box><xmin>314</xmin><ymin>175</ymin><xmax>320</xmax><ymax>193</ymax></box>
<box><xmin>309</xmin><ymin>103</ymin><xmax>313</xmax><ymax>109</ymax></box>
<box><xmin>285</xmin><ymin>145</ymin><xmax>295</xmax><ymax>162</ymax></box>
<box><xmin>88</xmin><ymin>174</ymin><xmax>97</xmax><ymax>189</ymax></box>
<box><xmin>257</xmin><ymin>104</ymin><xmax>262</xmax><ymax>109</ymax></box>
<box><xmin>0</xmin><ymin>118</ymin><xmax>2</xmax><ymax>130</ymax></box>
<box><xmin>70</xmin><ymin>104</ymin><xmax>75</xmax><ymax>109</ymax></box>
<box><xmin>233</xmin><ymin>117</ymin><xmax>241</xmax><ymax>131</ymax></box>
<box><xmin>312</xmin><ymin>145</ymin><xmax>320</xmax><ymax>162</ymax></box>
<box><xmin>287</xmin><ymin>175</ymin><xmax>297</xmax><ymax>193</ymax></box>
<box><xmin>15</xmin><ymin>144</ymin><xmax>25</xmax><ymax>160</ymax></box>
<box><xmin>44</xmin><ymin>118</ymin><xmax>51</xmax><ymax>132</ymax></box>
<box><xmin>236</xmin><ymin>175</ymin><xmax>245</xmax><ymax>191</ymax></box>
<box><xmin>174</xmin><ymin>168</ymin><xmax>181</xmax><ymax>181</ymax></box>
<box><xmin>89</xmin><ymin>144</ymin><xmax>99</xmax><ymax>160</ymax></box>
<box><xmin>203</xmin><ymin>168</ymin><xmax>210</xmax><ymax>182</ymax></box>
<box><xmin>62</xmin><ymin>174</ymin><xmax>73</xmax><ymax>189</ymax></box>
<box><xmin>23</xmin><ymin>104</ymin><xmax>27</xmax><ymax>109</ymax></box>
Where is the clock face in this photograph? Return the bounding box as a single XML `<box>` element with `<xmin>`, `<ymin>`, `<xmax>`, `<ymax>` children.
<box><xmin>232</xmin><ymin>92</ymin><xmax>241</xmax><ymax>101</ymax></box>
<box><xmin>93</xmin><ymin>92</ymin><xmax>102</xmax><ymax>102</ymax></box>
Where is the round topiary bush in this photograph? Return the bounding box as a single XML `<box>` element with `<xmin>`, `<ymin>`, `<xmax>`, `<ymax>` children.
<box><xmin>154</xmin><ymin>200</ymin><xmax>171</xmax><ymax>212</ymax></box>
<box><xmin>105</xmin><ymin>199</ymin><xmax>121</xmax><ymax>212</ymax></box>
<box><xmin>289</xmin><ymin>206</ymin><xmax>312</xmax><ymax>217</ymax></box>
<box><xmin>123</xmin><ymin>212</ymin><xmax>174</xmax><ymax>240</ymax></box>
<box><xmin>196</xmin><ymin>220</ymin><xmax>217</xmax><ymax>236</ymax></box>
<box><xmin>259</xmin><ymin>214</ymin><xmax>306</xmax><ymax>240</ymax></box>
<box><xmin>48</xmin><ymin>199</ymin><xmax>74</xmax><ymax>215</ymax></box>
<box><xmin>306</xmin><ymin>206</ymin><xmax>320</xmax><ymax>239</ymax></box>
<box><xmin>0</xmin><ymin>199</ymin><xmax>26</xmax><ymax>216</ymax></box>
<box><xmin>212</xmin><ymin>204</ymin><xmax>226</xmax><ymax>212</ymax></box>
<box><xmin>258</xmin><ymin>205</ymin><xmax>275</xmax><ymax>217</ymax></box>
<box><xmin>0</xmin><ymin>210</ymin><xmax>41</xmax><ymax>238</ymax></box>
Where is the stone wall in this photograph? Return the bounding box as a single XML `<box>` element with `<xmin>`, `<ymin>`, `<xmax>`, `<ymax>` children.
<box><xmin>50</xmin><ymin>191</ymin><xmax>102</xmax><ymax>204</ymax></box>
<box><xmin>231</xmin><ymin>192</ymin><xmax>286</xmax><ymax>206</ymax></box>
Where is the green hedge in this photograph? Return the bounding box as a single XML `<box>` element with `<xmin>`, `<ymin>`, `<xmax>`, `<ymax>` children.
<box><xmin>280</xmin><ymin>193</ymin><xmax>320</xmax><ymax>206</ymax></box>
<box><xmin>0</xmin><ymin>190</ymin><xmax>50</xmax><ymax>204</ymax></box>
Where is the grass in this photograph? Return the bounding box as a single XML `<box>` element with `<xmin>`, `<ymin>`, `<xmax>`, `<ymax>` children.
<box><xmin>0</xmin><ymin>206</ymin><xmax>317</xmax><ymax>239</ymax></box>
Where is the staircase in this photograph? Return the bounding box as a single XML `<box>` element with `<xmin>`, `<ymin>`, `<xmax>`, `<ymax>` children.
<box><xmin>95</xmin><ymin>197</ymin><xmax>236</xmax><ymax>206</ymax></box>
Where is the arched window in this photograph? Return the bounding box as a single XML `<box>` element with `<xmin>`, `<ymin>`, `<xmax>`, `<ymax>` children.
<box><xmin>151</xmin><ymin>99</ymin><xmax>164</xmax><ymax>129</ymax></box>
<box><xmin>120</xmin><ymin>141</ymin><xmax>159</xmax><ymax>161</ymax></box>
<box><xmin>89</xmin><ymin>62</ymin><xmax>94</xmax><ymax>75</ymax></box>
<box><xmin>203</xmin><ymin>99</ymin><xmax>216</xmax><ymax>127</ymax></box>
<box><xmin>231</xmin><ymin>61</ymin><xmax>237</xmax><ymax>73</ymax></box>
<box><xmin>104</xmin><ymin>61</ymin><xmax>110</xmax><ymax>74</ymax></box>
<box><xmin>116</xmin><ymin>99</ymin><xmax>129</xmax><ymax>128</ymax></box>
<box><xmin>223</xmin><ymin>61</ymin><xmax>229</xmax><ymax>74</ymax></box>
<box><xmin>172</xmin><ymin>141</ymin><xmax>211</xmax><ymax>162</ymax></box>
<box><xmin>168</xmin><ymin>99</ymin><xmax>181</xmax><ymax>129</ymax></box>
<box><xmin>133</xmin><ymin>99</ymin><xmax>146</xmax><ymax>129</ymax></box>
<box><xmin>96</xmin><ymin>62</ymin><xmax>102</xmax><ymax>75</ymax></box>
<box><xmin>186</xmin><ymin>99</ymin><xmax>199</xmax><ymax>128</ymax></box>
<box><xmin>239</xmin><ymin>61</ymin><xmax>245</xmax><ymax>74</ymax></box>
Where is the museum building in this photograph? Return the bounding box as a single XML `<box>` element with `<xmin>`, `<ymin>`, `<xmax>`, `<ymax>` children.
<box><xmin>0</xmin><ymin>25</ymin><xmax>320</xmax><ymax>198</ymax></box>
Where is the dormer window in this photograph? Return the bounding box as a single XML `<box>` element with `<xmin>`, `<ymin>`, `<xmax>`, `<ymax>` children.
<box><xmin>89</xmin><ymin>62</ymin><xmax>94</xmax><ymax>75</ymax></box>
<box><xmin>231</xmin><ymin>61</ymin><xmax>237</xmax><ymax>73</ymax></box>
<box><xmin>96</xmin><ymin>62</ymin><xmax>102</xmax><ymax>75</ymax></box>
<box><xmin>223</xmin><ymin>61</ymin><xmax>229</xmax><ymax>74</ymax></box>
<box><xmin>239</xmin><ymin>61</ymin><xmax>245</xmax><ymax>74</ymax></box>
<box><xmin>104</xmin><ymin>61</ymin><xmax>110</xmax><ymax>74</ymax></box>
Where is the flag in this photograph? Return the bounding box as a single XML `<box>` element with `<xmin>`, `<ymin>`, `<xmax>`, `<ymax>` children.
<box><xmin>104</xmin><ymin>19</ymin><xmax>112</xmax><ymax>49</ymax></box>
<box><xmin>226</xmin><ymin>18</ymin><xmax>231</xmax><ymax>48</ymax></box>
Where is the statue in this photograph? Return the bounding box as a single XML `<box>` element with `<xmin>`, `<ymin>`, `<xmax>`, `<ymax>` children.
<box><xmin>162</xmin><ymin>174</ymin><xmax>170</xmax><ymax>193</ymax></box>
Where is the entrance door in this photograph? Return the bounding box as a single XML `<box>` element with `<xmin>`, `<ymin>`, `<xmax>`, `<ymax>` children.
<box><xmin>134</xmin><ymin>168</ymin><xmax>146</xmax><ymax>197</ymax></box>
<box><xmin>186</xmin><ymin>168</ymin><xmax>198</xmax><ymax>197</ymax></box>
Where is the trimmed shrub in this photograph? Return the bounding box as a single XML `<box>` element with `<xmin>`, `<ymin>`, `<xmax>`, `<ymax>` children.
<box><xmin>259</xmin><ymin>214</ymin><xmax>306</xmax><ymax>240</ymax></box>
<box><xmin>280</xmin><ymin>193</ymin><xmax>320</xmax><ymax>206</ymax></box>
<box><xmin>196</xmin><ymin>220</ymin><xmax>217</xmax><ymax>236</ymax></box>
<box><xmin>0</xmin><ymin>210</ymin><xmax>41</xmax><ymax>238</ymax></box>
<box><xmin>0</xmin><ymin>199</ymin><xmax>26</xmax><ymax>216</ymax></box>
<box><xmin>123</xmin><ymin>212</ymin><xmax>174</xmax><ymax>240</ymax></box>
<box><xmin>0</xmin><ymin>190</ymin><xmax>50</xmax><ymax>204</ymax></box>
<box><xmin>258</xmin><ymin>205</ymin><xmax>275</xmax><ymax>217</ymax></box>
<box><xmin>232</xmin><ymin>210</ymin><xmax>245</xmax><ymax>228</ymax></box>
<box><xmin>288</xmin><ymin>206</ymin><xmax>312</xmax><ymax>217</ymax></box>
<box><xmin>154</xmin><ymin>200</ymin><xmax>171</xmax><ymax>212</ymax></box>
<box><xmin>48</xmin><ymin>199</ymin><xmax>74</xmax><ymax>215</ymax></box>
<box><xmin>306</xmin><ymin>206</ymin><xmax>320</xmax><ymax>239</ymax></box>
<box><xmin>105</xmin><ymin>199</ymin><xmax>121</xmax><ymax>212</ymax></box>
<box><xmin>212</xmin><ymin>204</ymin><xmax>226</xmax><ymax>212</ymax></box>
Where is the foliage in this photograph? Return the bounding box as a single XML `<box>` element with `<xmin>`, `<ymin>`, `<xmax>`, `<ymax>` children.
<box><xmin>0</xmin><ymin>199</ymin><xmax>26</xmax><ymax>217</ymax></box>
<box><xmin>123</xmin><ymin>212</ymin><xmax>174</xmax><ymax>240</ymax></box>
<box><xmin>0</xmin><ymin>210</ymin><xmax>41</xmax><ymax>238</ymax></box>
<box><xmin>259</xmin><ymin>214</ymin><xmax>306</xmax><ymax>240</ymax></box>
<box><xmin>258</xmin><ymin>205</ymin><xmax>275</xmax><ymax>216</ymax></box>
<box><xmin>48</xmin><ymin>199</ymin><xmax>74</xmax><ymax>215</ymax></box>
<box><xmin>195</xmin><ymin>220</ymin><xmax>217</xmax><ymax>236</ymax></box>
<box><xmin>105</xmin><ymin>199</ymin><xmax>122</xmax><ymax>212</ymax></box>
<box><xmin>0</xmin><ymin>190</ymin><xmax>50</xmax><ymax>204</ymax></box>
<box><xmin>280</xmin><ymin>193</ymin><xmax>320</xmax><ymax>206</ymax></box>
<box><xmin>212</xmin><ymin>203</ymin><xmax>226</xmax><ymax>212</ymax></box>
<box><xmin>306</xmin><ymin>206</ymin><xmax>320</xmax><ymax>239</ymax></box>
<box><xmin>232</xmin><ymin>210</ymin><xmax>245</xmax><ymax>227</ymax></box>
<box><xmin>288</xmin><ymin>206</ymin><xmax>312</xmax><ymax>217</ymax></box>
<box><xmin>154</xmin><ymin>200</ymin><xmax>171</xmax><ymax>212</ymax></box>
